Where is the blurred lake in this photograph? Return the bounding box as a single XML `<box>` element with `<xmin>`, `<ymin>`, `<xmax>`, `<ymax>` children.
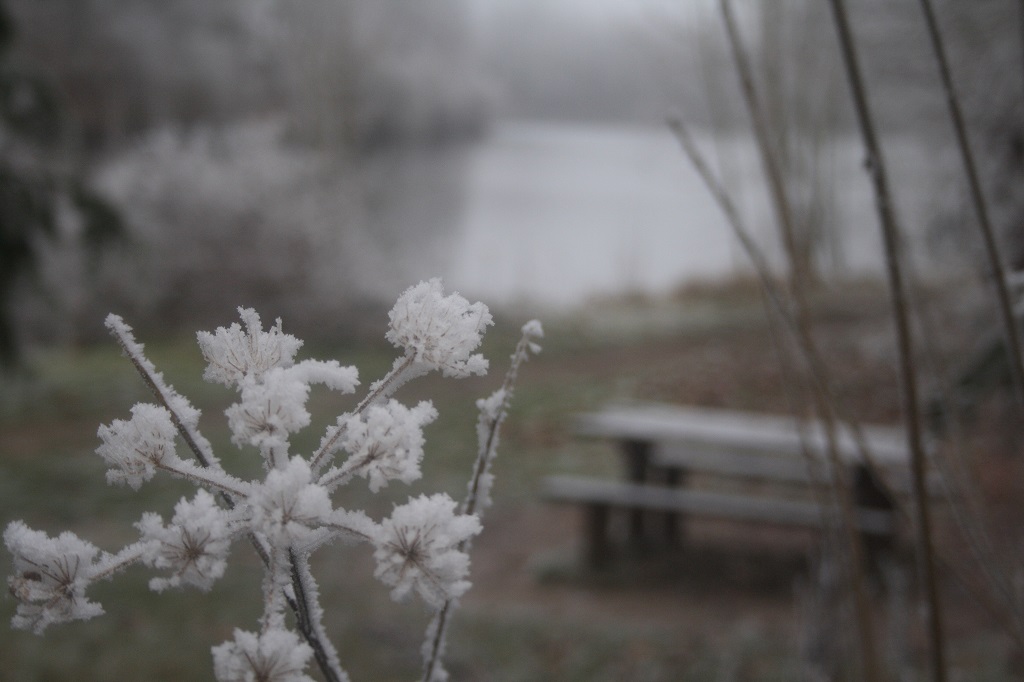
<box><xmin>389</xmin><ymin>119</ymin><xmax>942</xmax><ymax>310</ymax></box>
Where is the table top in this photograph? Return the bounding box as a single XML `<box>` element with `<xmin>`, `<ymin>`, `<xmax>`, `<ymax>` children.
<box><xmin>574</xmin><ymin>403</ymin><xmax>918</xmax><ymax>467</ymax></box>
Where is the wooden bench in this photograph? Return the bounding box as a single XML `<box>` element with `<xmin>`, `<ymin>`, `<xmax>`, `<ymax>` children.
<box><xmin>541</xmin><ymin>475</ymin><xmax>896</xmax><ymax>569</ymax></box>
<box><xmin>543</xmin><ymin>403</ymin><xmax>927</xmax><ymax>569</ymax></box>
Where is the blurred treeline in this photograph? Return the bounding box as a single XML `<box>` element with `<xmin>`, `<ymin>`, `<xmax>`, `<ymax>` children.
<box><xmin>1</xmin><ymin>0</ymin><xmax>488</xmax><ymax>359</ymax></box>
<box><xmin>2</xmin><ymin>0</ymin><xmax>1023</xmax><ymax>363</ymax></box>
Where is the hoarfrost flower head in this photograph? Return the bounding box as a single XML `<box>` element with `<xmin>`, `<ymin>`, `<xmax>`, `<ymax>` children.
<box><xmin>250</xmin><ymin>457</ymin><xmax>331</xmax><ymax>546</ymax></box>
<box><xmin>198</xmin><ymin>307</ymin><xmax>303</xmax><ymax>387</ymax></box>
<box><xmin>4</xmin><ymin>522</ymin><xmax>104</xmax><ymax>633</ymax></box>
<box><xmin>137</xmin><ymin>490</ymin><xmax>234</xmax><ymax>592</ymax></box>
<box><xmin>339</xmin><ymin>399</ymin><xmax>437</xmax><ymax>492</ymax></box>
<box><xmin>373</xmin><ymin>493</ymin><xmax>481</xmax><ymax>608</ymax></box>
<box><xmin>96</xmin><ymin>403</ymin><xmax>178</xmax><ymax>490</ymax></box>
<box><xmin>521</xmin><ymin>319</ymin><xmax>544</xmax><ymax>354</ymax></box>
<box><xmin>226</xmin><ymin>367</ymin><xmax>312</xmax><ymax>452</ymax></box>
<box><xmin>386</xmin><ymin>278</ymin><xmax>492</xmax><ymax>378</ymax></box>
<box><xmin>212</xmin><ymin>628</ymin><xmax>314</xmax><ymax>682</ymax></box>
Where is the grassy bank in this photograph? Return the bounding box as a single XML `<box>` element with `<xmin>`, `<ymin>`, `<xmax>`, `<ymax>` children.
<box><xmin>0</xmin><ymin>280</ymin><xmax>1018</xmax><ymax>680</ymax></box>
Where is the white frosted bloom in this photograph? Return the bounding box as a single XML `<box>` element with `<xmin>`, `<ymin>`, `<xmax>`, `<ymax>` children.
<box><xmin>373</xmin><ymin>494</ymin><xmax>481</xmax><ymax>608</ymax></box>
<box><xmin>386</xmin><ymin>278</ymin><xmax>492</xmax><ymax>378</ymax></box>
<box><xmin>96</xmin><ymin>403</ymin><xmax>178</xmax><ymax>489</ymax></box>
<box><xmin>250</xmin><ymin>457</ymin><xmax>332</xmax><ymax>546</ymax></box>
<box><xmin>339</xmin><ymin>400</ymin><xmax>437</xmax><ymax>492</ymax></box>
<box><xmin>137</xmin><ymin>490</ymin><xmax>234</xmax><ymax>592</ymax></box>
<box><xmin>225</xmin><ymin>368</ymin><xmax>312</xmax><ymax>451</ymax></box>
<box><xmin>522</xmin><ymin>319</ymin><xmax>544</xmax><ymax>355</ymax></box>
<box><xmin>4</xmin><ymin>522</ymin><xmax>104</xmax><ymax>634</ymax></box>
<box><xmin>198</xmin><ymin>307</ymin><xmax>303</xmax><ymax>387</ymax></box>
<box><xmin>212</xmin><ymin>628</ymin><xmax>315</xmax><ymax>682</ymax></box>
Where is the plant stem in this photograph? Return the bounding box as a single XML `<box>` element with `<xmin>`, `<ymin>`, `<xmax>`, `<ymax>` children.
<box><xmin>916</xmin><ymin>0</ymin><xmax>1024</xmax><ymax>412</ymax></box>
<box><xmin>109</xmin><ymin>330</ymin><xmax>218</xmax><ymax>469</ymax></box>
<box><xmin>719</xmin><ymin>0</ymin><xmax>809</xmax><ymax>290</ymax></box>
<box><xmin>88</xmin><ymin>542</ymin><xmax>150</xmax><ymax>583</ymax></box>
<box><xmin>289</xmin><ymin>549</ymin><xmax>347</xmax><ymax>682</ymax></box>
<box><xmin>669</xmin><ymin>117</ymin><xmax>881</xmax><ymax>681</ymax></box>
<box><xmin>825</xmin><ymin>1</ymin><xmax>947</xmax><ymax>680</ymax></box>
<box><xmin>155</xmin><ymin>459</ymin><xmax>251</xmax><ymax>499</ymax></box>
<box><xmin>310</xmin><ymin>355</ymin><xmax>417</xmax><ymax>473</ymax></box>
<box><xmin>421</xmin><ymin>327</ymin><xmax>536</xmax><ymax>682</ymax></box>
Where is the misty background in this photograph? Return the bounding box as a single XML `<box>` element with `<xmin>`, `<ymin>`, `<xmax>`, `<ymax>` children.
<box><xmin>3</xmin><ymin>0</ymin><xmax>1022</xmax><ymax>353</ymax></box>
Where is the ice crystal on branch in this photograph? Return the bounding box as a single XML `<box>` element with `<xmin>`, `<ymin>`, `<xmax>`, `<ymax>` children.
<box><xmin>333</xmin><ymin>399</ymin><xmax>437</xmax><ymax>492</ymax></box>
<box><xmin>226</xmin><ymin>368</ymin><xmax>315</xmax><ymax>453</ymax></box>
<box><xmin>386</xmin><ymin>278</ymin><xmax>493</xmax><ymax>378</ymax></box>
<box><xmin>137</xmin><ymin>490</ymin><xmax>234</xmax><ymax>592</ymax></box>
<box><xmin>3</xmin><ymin>279</ymin><xmax>537</xmax><ymax>682</ymax></box>
<box><xmin>4</xmin><ymin>523</ymin><xmax>104</xmax><ymax>634</ymax></box>
<box><xmin>373</xmin><ymin>494</ymin><xmax>481</xmax><ymax>608</ymax></box>
<box><xmin>250</xmin><ymin>458</ymin><xmax>331</xmax><ymax>547</ymax></box>
<box><xmin>198</xmin><ymin>307</ymin><xmax>303</xmax><ymax>387</ymax></box>
<box><xmin>96</xmin><ymin>403</ymin><xmax>178</xmax><ymax>489</ymax></box>
<box><xmin>212</xmin><ymin>628</ymin><xmax>315</xmax><ymax>682</ymax></box>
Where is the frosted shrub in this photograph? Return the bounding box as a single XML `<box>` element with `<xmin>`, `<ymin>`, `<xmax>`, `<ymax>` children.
<box><xmin>4</xmin><ymin>278</ymin><xmax>541</xmax><ymax>682</ymax></box>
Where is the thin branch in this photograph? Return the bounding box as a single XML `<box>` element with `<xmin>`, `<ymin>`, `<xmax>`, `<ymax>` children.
<box><xmin>916</xmin><ymin>0</ymin><xmax>1024</xmax><ymax>412</ymax></box>
<box><xmin>903</xmin><ymin>263</ymin><xmax>1024</xmax><ymax>644</ymax></box>
<box><xmin>825</xmin><ymin>1</ymin><xmax>948</xmax><ymax>680</ymax></box>
<box><xmin>155</xmin><ymin>459</ymin><xmax>251</xmax><ymax>499</ymax></box>
<box><xmin>421</xmin><ymin>324</ymin><xmax>539</xmax><ymax>682</ymax></box>
<box><xmin>289</xmin><ymin>549</ymin><xmax>348</xmax><ymax>682</ymax></box>
<box><xmin>310</xmin><ymin>355</ymin><xmax>417</xmax><ymax>473</ymax></box>
<box><xmin>669</xmin><ymin>117</ymin><xmax>881</xmax><ymax>680</ymax></box>
<box><xmin>719</xmin><ymin>0</ymin><xmax>808</xmax><ymax>290</ymax></box>
<box><xmin>106</xmin><ymin>317</ymin><xmax>219</xmax><ymax>469</ymax></box>
<box><xmin>87</xmin><ymin>542</ymin><xmax>150</xmax><ymax>583</ymax></box>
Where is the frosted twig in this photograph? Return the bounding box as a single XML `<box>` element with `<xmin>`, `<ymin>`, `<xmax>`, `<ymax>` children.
<box><xmin>421</xmin><ymin>320</ymin><xmax>542</xmax><ymax>682</ymax></box>
<box><xmin>154</xmin><ymin>458</ymin><xmax>252</xmax><ymax>499</ymax></box>
<box><xmin>310</xmin><ymin>355</ymin><xmax>417</xmax><ymax>473</ymax></box>
<box><xmin>288</xmin><ymin>549</ymin><xmax>348</xmax><ymax>682</ymax></box>
<box><xmin>88</xmin><ymin>542</ymin><xmax>152</xmax><ymax>583</ymax></box>
<box><xmin>105</xmin><ymin>314</ymin><xmax>220</xmax><ymax>470</ymax></box>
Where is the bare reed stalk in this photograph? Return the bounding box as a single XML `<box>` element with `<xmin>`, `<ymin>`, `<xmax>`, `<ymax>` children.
<box><xmin>916</xmin><ymin>0</ymin><xmax>1024</xmax><ymax>412</ymax></box>
<box><xmin>690</xmin><ymin>8</ymin><xmax>889</xmax><ymax>673</ymax></box>
<box><xmin>902</xmin><ymin>270</ymin><xmax>1024</xmax><ymax>646</ymax></box>
<box><xmin>718</xmin><ymin>0</ymin><xmax>808</xmax><ymax>293</ymax></box>
<box><xmin>825</xmin><ymin>1</ymin><xmax>948</xmax><ymax>680</ymax></box>
<box><xmin>669</xmin><ymin>118</ymin><xmax>881</xmax><ymax>680</ymax></box>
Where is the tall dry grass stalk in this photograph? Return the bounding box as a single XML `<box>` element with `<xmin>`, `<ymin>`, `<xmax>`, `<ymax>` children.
<box><xmin>669</xmin><ymin>116</ymin><xmax>882</xmax><ymax>680</ymax></box>
<box><xmin>915</xmin><ymin>0</ymin><xmax>1024</xmax><ymax>413</ymax></box>
<box><xmin>825</xmin><ymin>1</ymin><xmax>947</xmax><ymax>680</ymax></box>
<box><xmin>717</xmin><ymin>0</ymin><xmax>806</xmax><ymax>294</ymax></box>
<box><xmin>678</xmin><ymin>1</ymin><xmax>1024</xmax><ymax>676</ymax></box>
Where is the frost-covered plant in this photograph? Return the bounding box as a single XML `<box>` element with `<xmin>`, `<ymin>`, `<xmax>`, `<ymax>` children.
<box><xmin>3</xmin><ymin>278</ymin><xmax>541</xmax><ymax>682</ymax></box>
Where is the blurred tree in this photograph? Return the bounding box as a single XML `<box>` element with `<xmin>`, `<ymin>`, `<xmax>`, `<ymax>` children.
<box><xmin>0</xmin><ymin>0</ymin><xmax>123</xmax><ymax>368</ymax></box>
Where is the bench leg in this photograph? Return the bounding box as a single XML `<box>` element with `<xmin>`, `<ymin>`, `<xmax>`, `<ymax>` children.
<box><xmin>622</xmin><ymin>440</ymin><xmax>651</xmax><ymax>548</ymax></box>
<box><xmin>853</xmin><ymin>465</ymin><xmax>897</xmax><ymax>577</ymax></box>
<box><xmin>584</xmin><ymin>503</ymin><xmax>611</xmax><ymax>569</ymax></box>
<box><xmin>662</xmin><ymin>467</ymin><xmax>686</xmax><ymax>547</ymax></box>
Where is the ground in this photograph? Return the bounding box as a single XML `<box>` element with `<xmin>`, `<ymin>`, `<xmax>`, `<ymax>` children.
<box><xmin>1</xmin><ymin>275</ymin><xmax>1021</xmax><ymax>680</ymax></box>
<box><xmin>450</xmin><ymin>276</ymin><xmax>1023</xmax><ymax>681</ymax></box>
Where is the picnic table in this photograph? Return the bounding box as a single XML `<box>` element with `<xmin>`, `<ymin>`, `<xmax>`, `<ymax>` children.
<box><xmin>542</xmin><ymin>403</ymin><xmax>927</xmax><ymax>569</ymax></box>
